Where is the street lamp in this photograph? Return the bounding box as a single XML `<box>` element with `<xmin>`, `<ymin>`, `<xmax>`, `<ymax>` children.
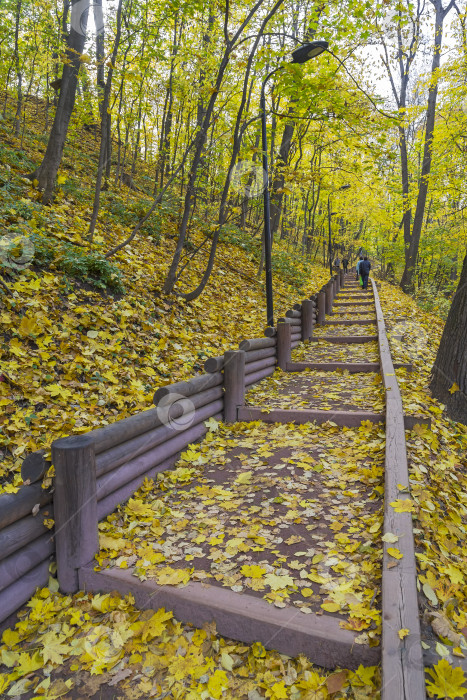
<box><xmin>327</xmin><ymin>184</ymin><xmax>350</xmax><ymax>277</ymax></box>
<box><xmin>261</xmin><ymin>40</ymin><xmax>328</xmax><ymax>328</ymax></box>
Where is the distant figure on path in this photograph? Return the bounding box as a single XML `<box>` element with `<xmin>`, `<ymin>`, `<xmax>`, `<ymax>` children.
<box><xmin>360</xmin><ymin>256</ymin><xmax>371</xmax><ymax>289</ymax></box>
<box><xmin>356</xmin><ymin>256</ymin><xmax>363</xmax><ymax>280</ymax></box>
<box><xmin>342</xmin><ymin>257</ymin><xmax>349</xmax><ymax>273</ymax></box>
<box><xmin>333</xmin><ymin>256</ymin><xmax>341</xmax><ymax>270</ymax></box>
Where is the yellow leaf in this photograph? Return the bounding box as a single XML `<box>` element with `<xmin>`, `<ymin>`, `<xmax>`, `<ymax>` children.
<box><xmin>426</xmin><ymin>658</ymin><xmax>467</xmax><ymax>698</ymax></box>
<box><xmin>99</xmin><ymin>534</ymin><xmax>128</xmax><ymax>551</ymax></box>
<box><xmin>390</xmin><ymin>499</ymin><xmax>415</xmax><ymax>513</ymax></box>
<box><xmin>155</xmin><ymin>566</ymin><xmax>191</xmax><ymax>586</ymax></box>
<box><xmin>264</xmin><ymin>573</ymin><xmax>294</xmax><ymax>590</ymax></box>
<box><xmin>235</xmin><ymin>471</ymin><xmax>253</xmax><ymax>484</ymax></box>
<box><xmin>18</xmin><ymin>315</ymin><xmax>40</xmax><ymax>337</ymax></box>
<box><xmin>240</xmin><ymin>564</ymin><xmax>266</xmax><ymax>578</ymax></box>
<box><xmin>140</xmin><ymin>609</ymin><xmax>173</xmax><ymax>641</ymax></box>
<box><xmin>448</xmin><ymin>383</ymin><xmax>460</xmax><ymax>395</ymax></box>
<box><xmin>382</xmin><ymin>532</ymin><xmax>399</xmax><ymax>543</ymax></box>
<box><xmin>387</xmin><ymin>547</ymin><xmax>403</xmax><ymax>560</ymax></box>
<box><xmin>207</xmin><ymin>669</ymin><xmax>229</xmax><ymax>699</ymax></box>
<box><xmin>39</xmin><ymin>630</ymin><xmax>73</xmax><ymax>664</ymax></box>
<box><xmin>321</xmin><ymin>602</ymin><xmax>340</xmax><ymax>612</ymax></box>
<box><xmin>398</xmin><ymin>628</ymin><xmax>410</xmax><ymax>639</ymax></box>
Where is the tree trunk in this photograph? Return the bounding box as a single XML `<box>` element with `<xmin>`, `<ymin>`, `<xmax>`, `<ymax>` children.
<box><xmin>28</xmin><ymin>0</ymin><xmax>90</xmax><ymax>203</ymax></box>
<box><xmin>171</xmin><ymin>0</ymin><xmax>284</xmax><ymax>301</ymax></box>
<box><xmin>430</xmin><ymin>253</ymin><xmax>467</xmax><ymax>424</ymax></box>
<box><xmin>93</xmin><ymin>0</ymin><xmax>105</xmax><ymax>118</ymax></box>
<box><xmin>88</xmin><ymin>0</ymin><xmax>124</xmax><ymax>241</ymax></box>
<box><xmin>269</xmin><ymin>118</ymin><xmax>295</xmax><ymax>238</ymax></box>
<box><xmin>13</xmin><ymin>0</ymin><xmax>22</xmax><ymax>137</ymax></box>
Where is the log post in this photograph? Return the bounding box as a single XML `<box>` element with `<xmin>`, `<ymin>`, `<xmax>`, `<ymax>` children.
<box><xmin>277</xmin><ymin>322</ymin><xmax>291</xmax><ymax>370</ymax></box>
<box><xmin>52</xmin><ymin>434</ymin><xmax>98</xmax><ymax>594</ymax></box>
<box><xmin>317</xmin><ymin>291</ymin><xmax>326</xmax><ymax>325</ymax></box>
<box><xmin>224</xmin><ymin>350</ymin><xmax>245</xmax><ymax>423</ymax></box>
<box><xmin>340</xmin><ymin>269</ymin><xmax>345</xmax><ymax>287</ymax></box>
<box><xmin>301</xmin><ymin>299</ymin><xmax>314</xmax><ymax>341</ymax></box>
<box><xmin>325</xmin><ymin>282</ymin><xmax>333</xmax><ymax>315</ymax></box>
<box><xmin>335</xmin><ymin>272</ymin><xmax>341</xmax><ymax>294</ymax></box>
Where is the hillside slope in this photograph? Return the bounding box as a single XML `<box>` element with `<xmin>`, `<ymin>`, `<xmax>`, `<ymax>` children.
<box><xmin>0</xmin><ymin>116</ymin><xmax>327</xmax><ymax>492</ymax></box>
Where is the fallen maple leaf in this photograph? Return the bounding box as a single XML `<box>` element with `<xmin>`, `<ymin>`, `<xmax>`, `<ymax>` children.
<box><xmin>426</xmin><ymin>658</ymin><xmax>467</xmax><ymax>699</ymax></box>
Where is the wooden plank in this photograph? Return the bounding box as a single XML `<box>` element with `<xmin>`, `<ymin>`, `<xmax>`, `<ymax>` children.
<box><xmin>52</xmin><ymin>435</ymin><xmax>98</xmax><ymax>594</ymax></box>
<box><xmin>334</xmin><ymin>301</ymin><xmax>373</xmax><ymax>307</ymax></box>
<box><xmin>0</xmin><ymin>533</ymin><xmax>54</xmax><ymax>593</ymax></box>
<box><xmin>286</xmin><ymin>361</ymin><xmax>415</xmax><ymax>374</ymax></box>
<box><xmin>0</xmin><ymin>484</ymin><xmax>52</xmax><ymax>530</ymax></box>
<box><xmin>21</xmin><ymin>450</ymin><xmax>50</xmax><ymax>484</ymax></box>
<box><xmin>317</xmin><ymin>291</ymin><xmax>326</xmax><ymax>325</ymax></box>
<box><xmin>301</xmin><ymin>299</ymin><xmax>314</xmax><ymax>341</ymax></box>
<box><xmin>0</xmin><ymin>560</ymin><xmax>49</xmax><ymax>629</ymax></box>
<box><xmin>243</xmin><ymin>356</ymin><xmax>276</xmax><ymax>374</ymax></box>
<box><xmin>238</xmin><ymin>407</ymin><xmax>385</xmax><ymax>427</ymax></box>
<box><xmin>315</xmin><ymin>335</ymin><xmax>378</xmax><ymax>343</ymax></box>
<box><xmin>244</xmin><ymin>366</ymin><xmax>275</xmax><ymax>388</ymax></box>
<box><xmin>287</xmin><ymin>361</ymin><xmax>381</xmax><ymax>373</ymax></box>
<box><xmin>325</xmin><ymin>282</ymin><xmax>333</xmax><ymax>314</ymax></box>
<box><xmin>238</xmin><ymin>406</ymin><xmax>427</xmax><ymax>430</ymax></box>
<box><xmin>334</xmin><ymin>309</ymin><xmax>374</xmax><ymax>315</ymax></box>
<box><xmin>325</xmin><ymin>320</ymin><xmax>376</xmax><ymax>326</ymax></box>
<box><xmin>245</xmin><ymin>347</ymin><xmax>276</xmax><ymax>364</ymax></box>
<box><xmin>154</xmin><ymin>372</ymin><xmax>223</xmax><ymax>404</ymax></box>
<box><xmin>277</xmin><ymin>323</ymin><xmax>291</xmax><ymax>370</ymax></box>
<box><xmin>204</xmin><ymin>356</ymin><xmax>224</xmax><ymax>373</ymax></box>
<box><xmin>79</xmin><ymin>565</ymin><xmax>380</xmax><ymax>670</ymax></box>
<box><xmin>277</xmin><ymin>316</ymin><xmax>301</xmax><ymax>326</ymax></box>
<box><xmin>371</xmin><ymin>280</ymin><xmax>426</xmax><ymax>700</ymax></box>
<box><xmin>0</xmin><ymin>507</ymin><xmax>53</xmax><ymax>563</ymax></box>
<box><xmin>224</xmin><ymin>351</ymin><xmax>245</xmax><ymax>423</ymax></box>
<box><xmin>285</xmin><ymin>309</ymin><xmax>301</xmax><ymax>319</ymax></box>
<box><xmin>239</xmin><ymin>338</ymin><xmax>276</xmax><ymax>351</ymax></box>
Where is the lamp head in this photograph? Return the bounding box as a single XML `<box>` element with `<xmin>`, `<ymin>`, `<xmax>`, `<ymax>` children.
<box><xmin>339</xmin><ymin>184</ymin><xmax>351</xmax><ymax>190</ymax></box>
<box><xmin>290</xmin><ymin>40</ymin><xmax>329</xmax><ymax>64</ymax></box>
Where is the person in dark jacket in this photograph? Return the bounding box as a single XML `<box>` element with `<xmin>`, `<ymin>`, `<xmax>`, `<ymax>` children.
<box><xmin>360</xmin><ymin>257</ymin><xmax>371</xmax><ymax>289</ymax></box>
<box><xmin>342</xmin><ymin>257</ymin><xmax>349</xmax><ymax>273</ymax></box>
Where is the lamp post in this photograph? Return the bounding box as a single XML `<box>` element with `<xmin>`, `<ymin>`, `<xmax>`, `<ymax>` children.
<box><xmin>327</xmin><ymin>183</ymin><xmax>350</xmax><ymax>278</ymax></box>
<box><xmin>261</xmin><ymin>40</ymin><xmax>328</xmax><ymax>328</ymax></box>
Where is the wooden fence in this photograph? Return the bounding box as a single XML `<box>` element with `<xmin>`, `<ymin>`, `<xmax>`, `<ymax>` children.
<box><xmin>0</xmin><ymin>271</ymin><xmax>343</xmax><ymax>626</ymax></box>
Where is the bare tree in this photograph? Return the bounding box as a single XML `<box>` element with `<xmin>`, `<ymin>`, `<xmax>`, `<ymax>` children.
<box><xmin>27</xmin><ymin>0</ymin><xmax>90</xmax><ymax>204</ymax></box>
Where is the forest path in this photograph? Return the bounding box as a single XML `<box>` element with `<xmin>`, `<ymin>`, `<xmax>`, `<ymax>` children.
<box><xmin>81</xmin><ymin>275</ymin><xmax>427</xmax><ymax>698</ymax></box>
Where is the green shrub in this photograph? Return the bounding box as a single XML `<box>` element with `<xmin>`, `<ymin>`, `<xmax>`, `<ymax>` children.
<box><xmin>271</xmin><ymin>250</ymin><xmax>307</xmax><ymax>290</ymax></box>
<box><xmin>58</xmin><ymin>245</ymin><xmax>125</xmax><ymax>293</ymax></box>
<box><xmin>28</xmin><ymin>234</ymin><xmax>125</xmax><ymax>294</ymax></box>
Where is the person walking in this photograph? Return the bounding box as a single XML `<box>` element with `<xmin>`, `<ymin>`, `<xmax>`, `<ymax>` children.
<box><xmin>333</xmin><ymin>256</ymin><xmax>341</xmax><ymax>271</ymax></box>
<box><xmin>356</xmin><ymin>256</ymin><xmax>363</xmax><ymax>280</ymax></box>
<box><xmin>360</xmin><ymin>256</ymin><xmax>371</xmax><ymax>289</ymax></box>
<box><xmin>342</xmin><ymin>257</ymin><xmax>349</xmax><ymax>273</ymax></box>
